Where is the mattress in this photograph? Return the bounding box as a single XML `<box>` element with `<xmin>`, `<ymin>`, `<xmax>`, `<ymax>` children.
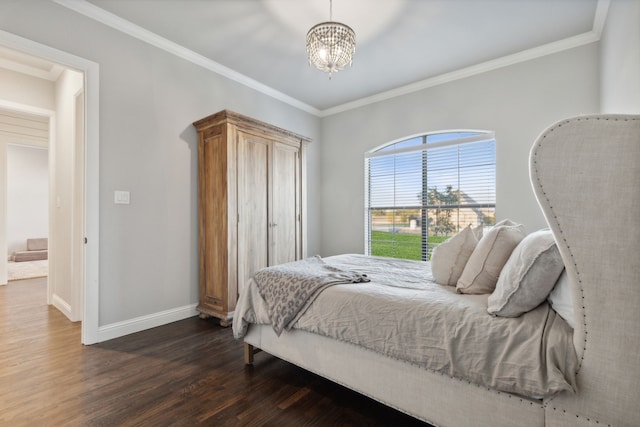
<box><xmin>233</xmin><ymin>254</ymin><xmax>577</xmax><ymax>398</ymax></box>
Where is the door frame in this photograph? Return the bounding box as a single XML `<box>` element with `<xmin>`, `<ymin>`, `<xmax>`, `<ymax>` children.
<box><xmin>0</xmin><ymin>29</ymin><xmax>100</xmax><ymax>345</ymax></box>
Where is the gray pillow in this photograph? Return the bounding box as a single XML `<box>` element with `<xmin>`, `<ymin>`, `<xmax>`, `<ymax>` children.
<box><xmin>488</xmin><ymin>229</ymin><xmax>565</xmax><ymax>317</ymax></box>
<box><xmin>457</xmin><ymin>219</ymin><xmax>526</xmax><ymax>294</ymax></box>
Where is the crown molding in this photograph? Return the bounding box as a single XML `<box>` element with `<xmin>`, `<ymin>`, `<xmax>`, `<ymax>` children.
<box><xmin>0</xmin><ymin>57</ymin><xmax>63</xmax><ymax>81</ymax></box>
<box><xmin>320</xmin><ymin>30</ymin><xmax>602</xmax><ymax>117</ymax></box>
<box><xmin>52</xmin><ymin>0</ymin><xmax>321</xmax><ymax>116</ymax></box>
<box><xmin>53</xmin><ymin>0</ymin><xmax>608</xmax><ymax>119</ymax></box>
<box><xmin>323</xmin><ymin>0</ymin><xmax>608</xmax><ymax>116</ymax></box>
<box><xmin>592</xmin><ymin>0</ymin><xmax>611</xmax><ymax>37</ymax></box>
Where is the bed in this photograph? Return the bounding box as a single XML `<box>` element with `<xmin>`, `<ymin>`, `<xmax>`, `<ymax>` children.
<box><xmin>232</xmin><ymin>115</ymin><xmax>640</xmax><ymax>427</ymax></box>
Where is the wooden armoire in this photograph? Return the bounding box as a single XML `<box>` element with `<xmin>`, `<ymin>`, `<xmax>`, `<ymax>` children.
<box><xmin>193</xmin><ymin>110</ymin><xmax>310</xmax><ymax>326</ymax></box>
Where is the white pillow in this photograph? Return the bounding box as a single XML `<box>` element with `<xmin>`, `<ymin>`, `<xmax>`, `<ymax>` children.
<box><xmin>488</xmin><ymin>229</ymin><xmax>565</xmax><ymax>317</ymax></box>
<box><xmin>472</xmin><ymin>225</ymin><xmax>483</xmax><ymax>240</ymax></box>
<box><xmin>548</xmin><ymin>269</ymin><xmax>575</xmax><ymax>329</ymax></box>
<box><xmin>457</xmin><ymin>219</ymin><xmax>526</xmax><ymax>294</ymax></box>
<box><xmin>431</xmin><ymin>225</ymin><xmax>482</xmax><ymax>286</ymax></box>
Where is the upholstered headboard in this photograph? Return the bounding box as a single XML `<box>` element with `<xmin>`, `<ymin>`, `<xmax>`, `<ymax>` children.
<box><xmin>530</xmin><ymin>115</ymin><xmax>640</xmax><ymax>426</ymax></box>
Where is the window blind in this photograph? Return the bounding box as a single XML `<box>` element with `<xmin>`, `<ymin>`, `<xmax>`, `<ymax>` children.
<box><xmin>365</xmin><ymin>132</ymin><xmax>496</xmax><ymax>261</ymax></box>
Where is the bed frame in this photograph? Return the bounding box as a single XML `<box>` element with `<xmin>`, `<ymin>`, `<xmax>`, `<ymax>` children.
<box><xmin>243</xmin><ymin>115</ymin><xmax>640</xmax><ymax>427</ymax></box>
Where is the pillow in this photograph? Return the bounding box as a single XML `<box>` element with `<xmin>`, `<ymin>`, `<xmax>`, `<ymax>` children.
<box><xmin>548</xmin><ymin>269</ymin><xmax>575</xmax><ymax>329</ymax></box>
<box><xmin>431</xmin><ymin>225</ymin><xmax>483</xmax><ymax>286</ymax></box>
<box><xmin>456</xmin><ymin>219</ymin><xmax>526</xmax><ymax>294</ymax></box>
<box><xmin>473</xmin><ymin>224</ymin><xmax>483</xmax><ymax>240</ymax></box>
<box><xmin>487</xmin><ymin>229</ymin><xmax>565</xmax><ymax>317</ymax></box>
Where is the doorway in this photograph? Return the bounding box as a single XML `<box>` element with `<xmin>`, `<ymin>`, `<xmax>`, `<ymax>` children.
<box><xmin>5</xmin><ymin>141</ymin><xmax>50</xmax><ymax>283</ymax></box>
<box><xmin>0</xmin><ymin>29</ymin><xmax>99</xmax><ymax>344</ymax></box>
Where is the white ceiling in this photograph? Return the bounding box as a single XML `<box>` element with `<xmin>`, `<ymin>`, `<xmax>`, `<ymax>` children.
<box><xmin>7</xmin><ymin>0</ymin><xmax>605</xmax><ymax>115</ymax></box>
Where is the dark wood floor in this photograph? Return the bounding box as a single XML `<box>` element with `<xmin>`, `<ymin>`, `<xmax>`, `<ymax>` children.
<box><xmin>0</xmin><ymin>278</ymin><xmax>431</xmax><ymax>426</ymax></box>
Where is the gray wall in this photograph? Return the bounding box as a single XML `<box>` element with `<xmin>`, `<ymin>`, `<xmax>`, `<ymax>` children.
<box><xmin>0</xmin><ymin>1</ymin><xmax>320</xmax><ymax>326</ymax></box>
<box><xmin>0</xmin><ymin>1</ymin><xmax>614</xmax><ymax>333</ymax></box>
<box><xmin>600</xmin><ymin>0</ymin><xmax>640</xmax><ymax>113</ymax></box>
<box><xmin>319</xmin><ymin>44</ymin><xmax>600</xmax><ymax>256</ymax></box>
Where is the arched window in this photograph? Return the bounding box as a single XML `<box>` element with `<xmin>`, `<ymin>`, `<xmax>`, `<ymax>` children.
<box><xmin>365</xmin><ymin>131</ymin><xmax>496</xmax><ymax>261</ymax></box>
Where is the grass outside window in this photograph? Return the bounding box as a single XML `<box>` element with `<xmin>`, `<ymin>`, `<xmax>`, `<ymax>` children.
<box><xmin>370</xmin><ymin>230</ymin><xmax>449</xmax><ymax>261</ymax></box>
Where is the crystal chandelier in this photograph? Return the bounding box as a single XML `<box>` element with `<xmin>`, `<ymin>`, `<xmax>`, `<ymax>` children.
<box><xmin>306</xmin><ymin>0</ymin><xmax>356</xmax><ymax>79</ymax></box>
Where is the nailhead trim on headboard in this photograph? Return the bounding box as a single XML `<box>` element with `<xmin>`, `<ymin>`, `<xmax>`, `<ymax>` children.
<box><xmin>531</xmin><ymin>115</ymin><xmax>639</xmax><ymax>423</ymax></box>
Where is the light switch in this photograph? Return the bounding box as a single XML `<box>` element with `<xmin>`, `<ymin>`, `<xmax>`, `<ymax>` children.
<box><xmin>114</xmin><ymin>190</ymin><xmax>130</xmax><ymax>205</ymax></box>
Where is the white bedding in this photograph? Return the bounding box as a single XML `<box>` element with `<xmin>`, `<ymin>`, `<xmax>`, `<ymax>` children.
<box><xmin>233</xmin><ymin>254</ymin><xmax>577</xmax><ymax>398</ymax></box>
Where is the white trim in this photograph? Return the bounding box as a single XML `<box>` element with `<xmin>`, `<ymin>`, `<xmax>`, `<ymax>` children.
<box><xmin>4</xmin><ymin>142</ymin><xmax>49</xmax><ymax>151</ymax></box>
<box><xmin>71</xmin><ymin>89</ymin><xmax>84</xmax><ymax>322</ymax></box>
<box><xmin>52</xmin><ymin>293</ymin><xmax>73</xmax><ymax>319</ymax></box>
<box><xmin>0</xmin><ymin>142</ymin><xmax>6</xmax><ymax>285</ymax></box>
<box><xmin>0</xmin><ymin>99</ymin><xmax>55</xmax><ymax>117</ymax></box>
<box><xmin>52</xmin><ymin>0</ymin><xmax>320</xmax><ymax>116</ymax></box>
<box><xmin>365</xmin><ymin>132</ymin><xmax>495</xmax><ymax>159</ymax></box>
<box><xmin>97</xmin><ymin>304</ymin><xmax>199</xmax><ymax>343</ymax></box>
<box><xmin>47</xmin><ymin>115</ymin><xmax>56</xmax><ymax>306</ymax></box>
<box><xmin>83</xmin><ymin>55</ymin><xmax>100</xmax><ymax>344</ymax></box>
<box><xmin>52</xmin><ymin>0</ymin><xmax>607</xmax><ymax>118</ymax></box>
<box><xmin>0</xmin><ymin>29</ymin><xmax>101</xmax><ymax>345</ymax></box>
<box><xmin>0</xmin><ymin>57</ymin><xmax>64</xmax><ymax>81</ymax></box>
<box><xmin>0</xmin><ymin>136</ymin><xmax>48</xmax><ymax>149</ymax></box>
<box><xmin>592</xmin><ymin>0</ymin><xmax>611</xmax><ymax>37</ymax></box>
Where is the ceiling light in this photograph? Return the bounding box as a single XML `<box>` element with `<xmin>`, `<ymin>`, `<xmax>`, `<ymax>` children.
<box><xmin>306</xmin><ymin>0</ymin><xmax>356</xmax><ymax>79</ymax></box>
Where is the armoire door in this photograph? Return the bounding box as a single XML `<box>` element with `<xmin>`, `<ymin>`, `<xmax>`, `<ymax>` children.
<box><xmin>270</xmin><ymin>142</ymin><xmax>300</xmax><ymax>266</ymax></box>
<box><xmin>236</xmin><ymin>131</ymin><xmax>270</xmax><ymax>295</ymax></box>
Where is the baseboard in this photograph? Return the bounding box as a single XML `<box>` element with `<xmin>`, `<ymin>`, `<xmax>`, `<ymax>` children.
<box><xmin>52</xmin><ymin>293</ymin><xmax>73</xmax><ymax>320</ymax></box>
<box><xmin>97</xmin><ymin>303</ymin><xmax>199</xmax><ymax>343</ymax></box>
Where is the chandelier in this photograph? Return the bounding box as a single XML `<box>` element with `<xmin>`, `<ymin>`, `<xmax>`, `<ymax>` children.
<box><xmin>306</xmin><ymin>0</ymin><xmax>356</xmax><ymax>79</ymax></box>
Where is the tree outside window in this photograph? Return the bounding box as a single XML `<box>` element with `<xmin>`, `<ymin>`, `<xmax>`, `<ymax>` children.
<box><xmin>365</xmin><ymin>131</ymin><xmax>496</xmax><ymax>261</ymax></box>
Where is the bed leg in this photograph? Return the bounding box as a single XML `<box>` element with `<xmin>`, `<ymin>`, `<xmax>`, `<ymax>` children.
<box><xmin>244</xmin><ymin>343</ymin><xmax>255</xmax><ymax>365</ymax></box>
<box><xmin>244</xmin><ymin>343</ymin><xmax>262</xmax><ymax>365</ymax></box>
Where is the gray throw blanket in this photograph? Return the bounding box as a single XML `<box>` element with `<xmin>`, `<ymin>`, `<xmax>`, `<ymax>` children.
<box><xmin>254</xmin><ymin>256</ymin><xmax>370</xmax><ymax>336</ymax></box>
